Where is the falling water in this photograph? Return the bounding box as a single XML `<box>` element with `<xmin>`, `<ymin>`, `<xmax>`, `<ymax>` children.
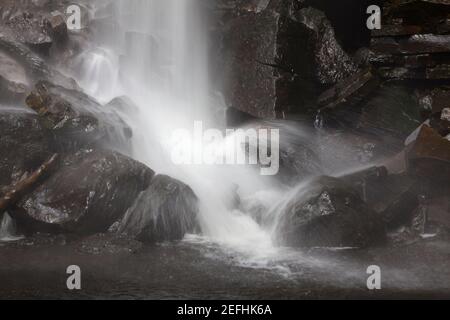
<box><xmin>77</xmin><ymin>0</ymin><xmax>281</xmax><ymax>261</ymax></box>
<box><xmin>0</xmin><ymin>212</ymin><xmax>23</xmax><ymax>242</ymax></box>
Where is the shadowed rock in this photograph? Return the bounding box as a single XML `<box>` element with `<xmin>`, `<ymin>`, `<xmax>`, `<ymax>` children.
<box><xmin>217</xmin><ymin>1</ymin><xmax>357</xmax><ymax>118</ymax></box>
<box><xmin>115</xmin><ymin>175</ymin><xmax>199</xmax><ymax>243</ymax></box>
<box><xmin>275</xmin><ymin>176</ymin><xmax>385</xmax><ymax>248</ymax></box>
<box><xmin>26</xmin><ymin>81</ymin><xmax>133</xmax><ymax>152</ymax></box>
<box><xmin>13</xmin><ymin>149</ymin><xmax>154</xmax><ymax>235</ymax></box>
<box><xmin>0</xmin><ymin>109</ymin><xmax>52</xmax><ymax>194</ymax></box>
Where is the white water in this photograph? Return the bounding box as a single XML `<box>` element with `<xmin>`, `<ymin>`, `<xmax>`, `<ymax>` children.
<box><xmin>0</xmin><ymin>212</ymin><xmax>23</xmax><ymax>242</ymax></box>
<box><xmin>75</xmin><ymin>1</ymin><xmax>388</xmax><ymax>270</ymax></box>
<box><xmin>75</xmin><ymin>0</ymin><xmax>281</xmax><ymax>261</ymax></box>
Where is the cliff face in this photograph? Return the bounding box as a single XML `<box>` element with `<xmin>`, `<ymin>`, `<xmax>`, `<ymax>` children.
<box><xmin>213</xmin><ymin>0</ymin><xmax>450</xmax><ymax>127</ymax></box>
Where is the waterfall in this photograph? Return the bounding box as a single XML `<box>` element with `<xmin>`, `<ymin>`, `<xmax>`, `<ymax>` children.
<box><xmin>0</xmin><ymin>212</ymin><xmax>23</xmax><ymax>242</ymax></box>
<box><xmin>79</xmin><ymin>0</ymin><xmax>279</xmax><ymax>257</ymax></box>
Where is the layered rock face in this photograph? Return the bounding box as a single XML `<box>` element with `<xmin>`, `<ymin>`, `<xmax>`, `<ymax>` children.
<box><xmin>215</xmin><ymin>0</ymin><xmax>358</xmax><ymax>119</ymax></box>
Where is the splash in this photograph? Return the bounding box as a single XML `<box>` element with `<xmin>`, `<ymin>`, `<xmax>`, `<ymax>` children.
<box><xmin>77</xmin><ymin>0</ymin><xmax>279</xmax><ymax>257</ymax></box>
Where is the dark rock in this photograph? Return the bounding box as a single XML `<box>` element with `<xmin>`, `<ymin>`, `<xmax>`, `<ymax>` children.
<box><xmin>371</xmin><ymin>35</ymin><xmax>450</xmax><ymax>55</ymax></box>
<box><xmin>45</xmin><ymin>12</ymin><xmax>68</xmax><ymax>45</ymax></box>
<box><xmin>371</xmin><ymin>25</ymin><xmax>423</xmax><ymax>37</ymax></box>
<box><xmin>0</xmin><ymin>74</ymin><xmax>27</xmax><ymax>103</ymax></box>
<box><xmin>318</xmin><ymin>68</ymin><xmax>380</xmax><ymax>111</ymax></box>
<box><xmin>0</xmin><ymin>109</ymin><xmax>51</xmax><ymax>194</ymax></box>
<box><xmin>289</xmin><ymin>7</ymin><xmax>358</xmax><ymax>85</ymax></box>
<box><xmin>13</xmin><ymin>149</ymin><xmax>154</xmax><ymax>235</ymax></box>
<box><xmin>218</xmin><ymin>2</ymin><xmax>357</xmax><ymax>118</ymax></box>
<box><xmin>0</xmin><ymin>48</ymin><xmax>30</xmax><ymax>103</ymax></box>
<box><xmin>416</xmin><ymin>87</ymin><xmax>450</xmax><ymax>115</ymax></box>
<box><xmin>26</xmin><ymin>81</ymin><xmax>132</xmax><ymax>152</ymax></box>
<box><xmin>275</xmin><ymin>176</ymin><xmax>385</xmax><ymax>248</ymax></box>
<box><xmin>357</xmin><ymin>85</ymin><xmax>422</xmax><ymax>139</ymax></box>
<box><xmin>0</xmin><ymin>33</ymin><xmax>79</xmax><ymax>90</ymax></box>
<box><xmin>277</xmin><ymin>126</ymin><xmax>323</xmax><ymax>184</ymax></box>
<box><xmin>406</xmin><ymin>125</ymin><xmax>450</xmax><ymax>182</ymax></box>
<box><xmin>4</xmin><ymin>12</ymin><xmax>52</xmax><ymax>55</ymax></box>
<box><xmin>115</xmin><ymin>175</ymin><xmax>199</xmax><ymax>243</ymax></box>
<box><xmin>382</xmin><ymin>0</ymin><xmax>450</xmax><ymax>35</ymax></box>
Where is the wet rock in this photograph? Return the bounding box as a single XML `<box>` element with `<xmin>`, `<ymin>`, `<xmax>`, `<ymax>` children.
<box><xmin>416</xmin><ymin>87</ymin><xmax>450</xmax><ymax>116</ymax></box>
<box><xmin>26</xmin><ymin>81</ymin><xmax>132</xmax><ymax>152</ymax></box>
<box><xmin>275</xmin><ymin>176</ymin><xmax>385</xmax><ymax>248</ymax></box>
<box><xmin>0</xmin><ymin>49</ymin><xmax>30</xmax><ymax>103</ymax></box>
<box><xmin>45</xmin><ymin>12</ymin><xmax>68</xmax><ymax>45</ymax></box>
<box><xmin>382</xmin><ymin>0</ymin><xmax>450</xmax><ymax>34</ymax></box>
<box><xmin>318</xmin><ymin>68</ymin><xmax>380</xmax><ymax>111</ymax></box>
<box><xmin>0</xmin><ymin>74</ymin><xmax>28</xmax><ymax>103</ymax></box>
<box><xmin>372</xmin><ymin>25</ymin><xmax>423</xmax><ymax>37</ymax></box>
<box><xmin>105</xmin><ymin>96</ymin><xmax>139</xmax><ymax>115</ymax></box>
<box><xmin>115</xmin><ymin>175</ymin><xmax>199</xmax><ymax>243</ymax></box>
<box><xmin>289</xmin><ymin>7</ymin><xmax>358</xmax><ymax>85</ymax></box>
<box><xmin>371</xmin><ymin>35</ymin><xmax>450</xmax><ymax>55</ymax></box>
<box><xmin>406</xmin><ymin>125</ymin><xmax>450</xmax><ymax>182</ymax></box>
<box><xmin>0</xmin><ymin>110</ymin><xmax>52</xmax><ymax>194</ymax></box>
<box><xmin>4</xmin><ymin>12</ymin><xmax>52</xmax><ymax>55</ymax></box>
<box><xmin>218</xmin><ymin>2</ymin><xmax>356</xmax><ymax>118</ymax></box>
<box><xmin>357</xmin><ymin>85</ymin><xmax>422</xmax><ymax>139</ymax></box>
<box><xmin>0</xmin><ymin>33</ymin><xmax>78</xmax><ymax>90</ymax></box>
<box><xmin>13</xmin><ymin>149</ymin><xmax>154</xmax><ymax>235</ymax></box>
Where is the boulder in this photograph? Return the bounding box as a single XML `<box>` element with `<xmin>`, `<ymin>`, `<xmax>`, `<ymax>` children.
<box><xmin>357</xmin><ymin>85</ymin><xmax>422</xmax><ymax>139</ymax></box>
<box><xmin>26</xmin><ymin>81</ymin><xmax>132</xmax><ymax>152</ymax></box>
<box><xmin>4</xmin><ymin>12</ymin><xmax>52</xmax><ymax>55</ymax></box>
<box><xmin>0</xmin><ymin>50</ymin><xmax>29</xmax><ymax>103</ymax></box>
<box><xmin>13</xmin><ymin>149</ymin><xmax>154</xmax><ymax>235</ymax></box>
<box><xmin>114</xmin><ymin>175</ymin><xmax>199</xmax><ymax>243</ymax></box>
<box><xmin>0</xmin><ymin>109</ymin><xmax>52</xmax><ymax>194</ymax></box>
<box><xmin>275</xmin><ymin>176</ymin><xmax>385</xmax><ymax>248</ymax></box>
<box><xmin>217</xmin><ymin>2</ymin><xmax>357</xmax><ymax>118</ymax></box>
<box><xmin>406</xmin><ymin>125</ymin><xmax>450</xmax><ymax>182</ymax></box>
<box><xmin>0</xmin><ymin>33</ymin><xmax>79</xmax><ymax>90</ymax></box>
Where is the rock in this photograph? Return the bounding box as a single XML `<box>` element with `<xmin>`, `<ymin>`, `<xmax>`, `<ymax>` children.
<box><xmin>13</xmin><ymin>149</ymin><xmax>154</xmax><ymax>235</ymax></box>
<box><xmin>217</xmin><ymin>2</ymin><xmax>357</xmax><ymax>118</ymax></box>
<box><xmin>371</xmin><ymin>25</ymin><xmax>423</xmax><ymax>37</ymax></box>
<box><xmin>357</xmin><ymin>85</ymin><xmax>422</xmax><ymax>139</ymax></box>
<box><xmin>318</xmin><ymin>68</ymin><xmax>380</xmax><ymax>111</ymax></box>
<box><xmin>371</xmin><ymin>35</ymin><xmax>450</xmax><ymax>55</ymax></box>
<box><xmin>0</xmin><ymin>74</ymin><xmax>27</xmax><ymax>103</ymax></box>
<box><xmin>277</xmin><ymin>128</ymin><xmax>323</xmax><ymax>185</ymax></box>
<box><xmin>289</xmin><ymin>7</ymin><xmax>358</xmax><ymax>85</ymax></box>
<box><xmin>115</xmin><ymin>175</ymin><xmax>199</xmax><ymax>243</ymax></box>
<box><xmin>45</xmin><ymin>12</ymin><xmax>68</xmax><ymax>45</ymax></box>
<box><xmin>275</xmin><ymin>176</ymin><xmax>385</xmax><ymax>248</ymax></box>
<box><xmin>26</xmin><ymin>81</ymin><xmax>132</xmax><ymax>152</ymax></box>
<box><xmin>0</xmin><ymin>33</ymin><xmax>79</xmax><ymax>90</ymax></box>
<box><xmin>0</xmin><ymin>109</ymin><xmax>52</xmax><ymax>194</ymax></box>
<box><xmin>416</xmin><ymin>87</ymin><xmax>450</xmax><ymax>115</ymax></box>
<box><xmin>4</xmin><ymin>12</ymin><xmax>52</xmax><ymax>55</ymax></box>
<box><xmin>0</xmin><ymin>50</ymin><xmax>29</xmax><ymax>103</ymax></box>
<box><xmin>406</xmin><ymin>125</ymin><xmax>450</xmax><ymax>182</ymax></box>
